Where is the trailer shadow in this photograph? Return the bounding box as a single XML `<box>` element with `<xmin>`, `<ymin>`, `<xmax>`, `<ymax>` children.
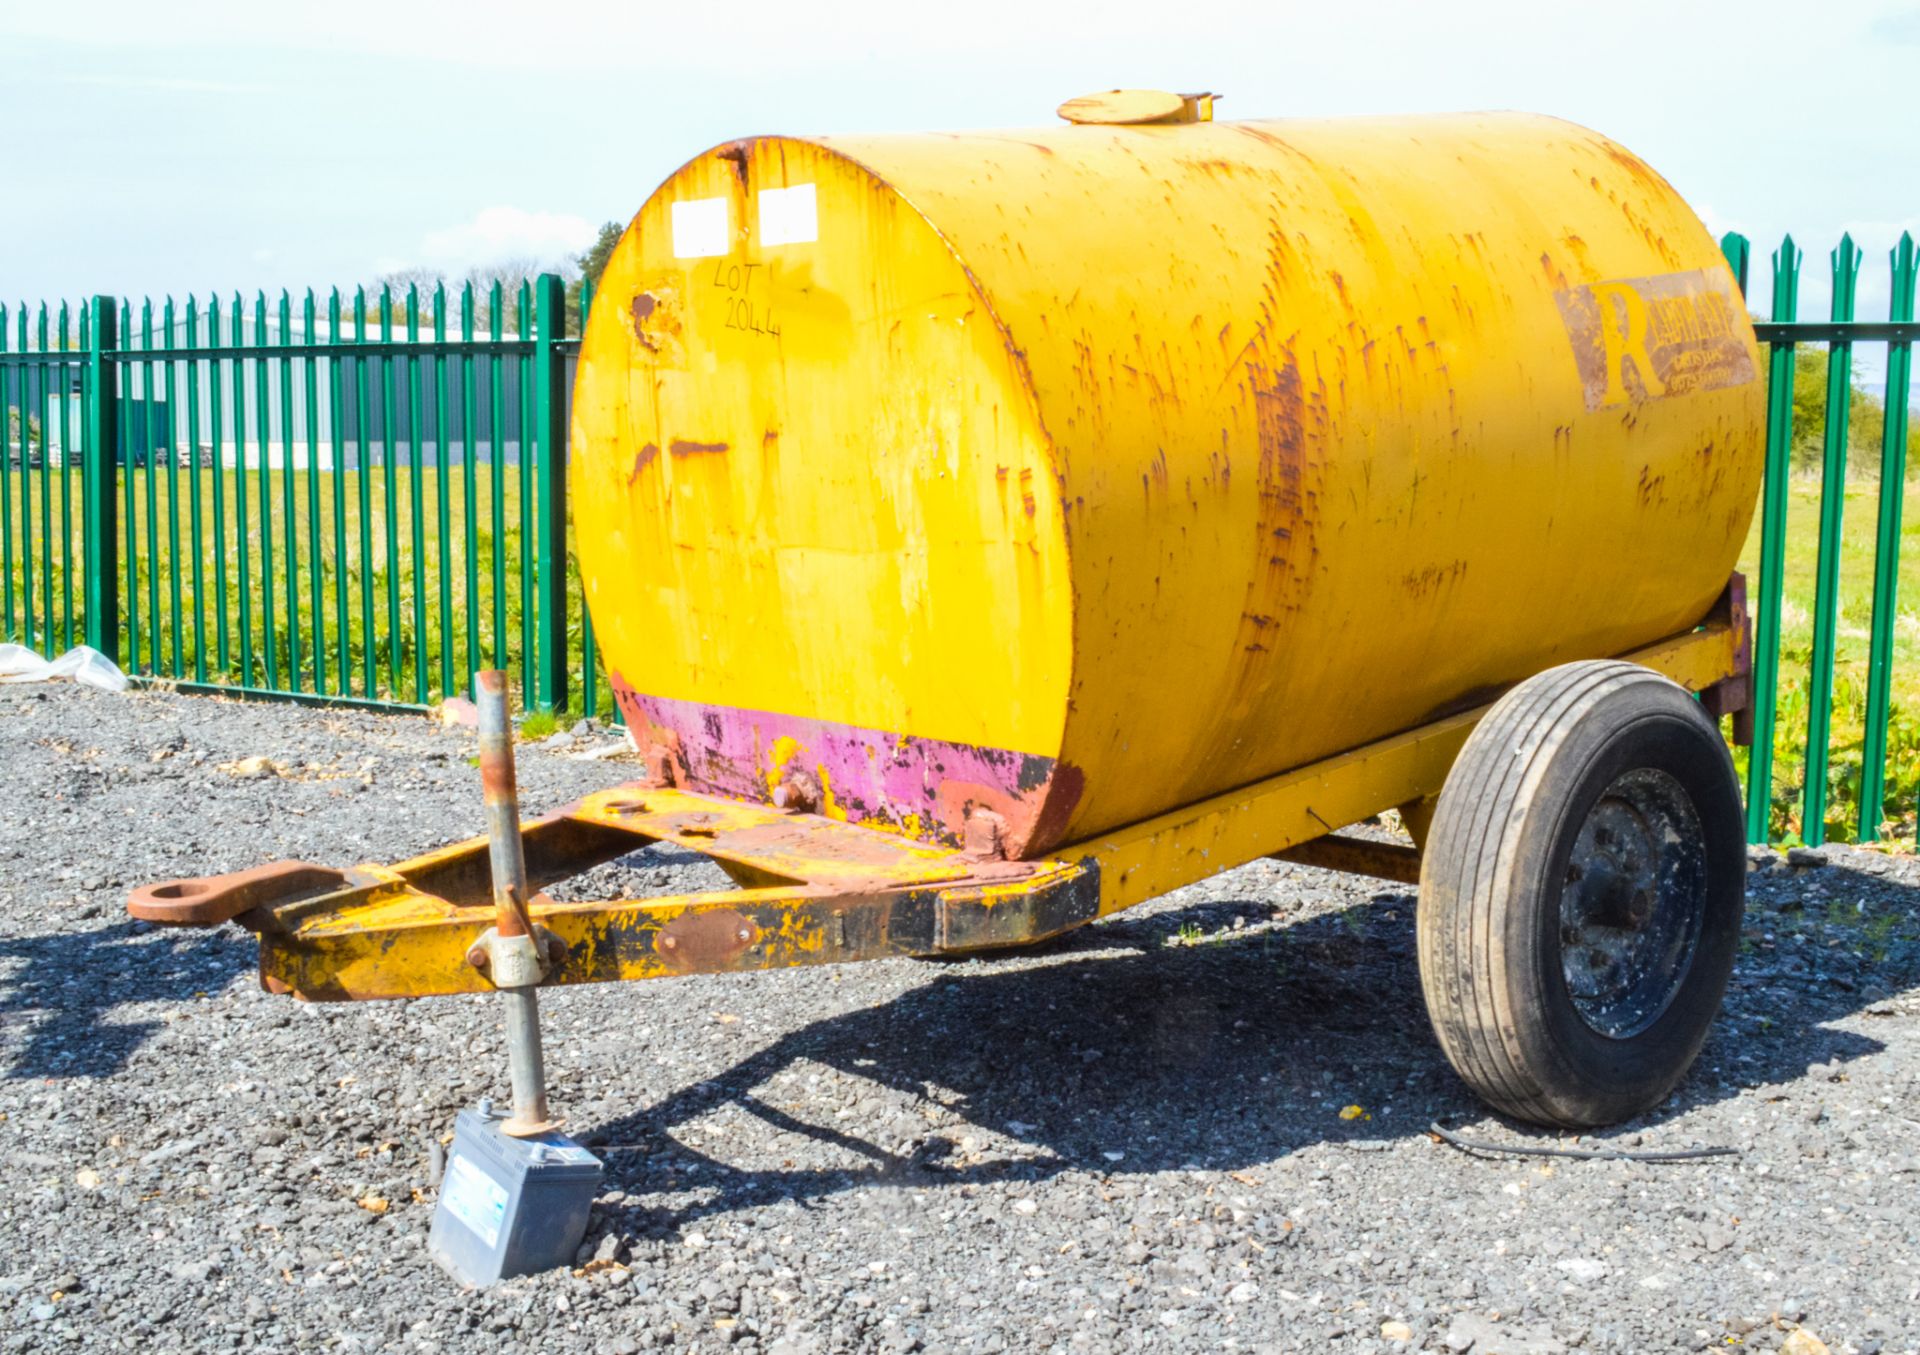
<box><xmin>585</xmin><ymin>859</ymin><xmax>1918</xmax><ymax>1236</ymax></box>
<box><xmin>0</xmin><ymin>841</ymin><xmax>716</xmax><ymax>1083</ymax></box>
<box><xmin>0</xmin><ymin>920</ymin><xmax>254</xmax><ymax>1080</ymax></box>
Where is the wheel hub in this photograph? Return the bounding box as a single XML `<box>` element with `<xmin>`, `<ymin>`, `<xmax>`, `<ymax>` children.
<box><xmin>1558</xmin><ymin>768</ymin><xmax>1707</xmax><ymax>1039</ymax></box>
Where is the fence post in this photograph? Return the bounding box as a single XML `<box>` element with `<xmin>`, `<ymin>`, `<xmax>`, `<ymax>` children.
<box><xmin>1802</xmin><ymin>236</ymin><xmax>1861</xmax><ymax>847</ymax></box>
<box><xmin>532</xmin><ymin>272</ymin><xmax>569</xmax><ymax>713</ymax></box>
<box><xmin>1858</xmin><ymin>233</ymin><xmax>1918</xmax><ymax>841</ymax></box>
<box><xmin>1720</xmin><ymin>231</ymin><xmax>1750</xmax><ymax>296</ymax></box>
<box><xmin>1745</xmin><ymin>238</ymin><xmax>1801</xmax><ymax>844</ymax></box>
<box><xmin>83</xmin><ymin>295</ymin><xmax>120</xmax><ymax>663</ymax></box>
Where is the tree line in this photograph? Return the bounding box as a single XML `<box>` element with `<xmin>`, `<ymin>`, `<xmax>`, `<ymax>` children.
<box><xmin>371</xmin><ymin>221</ymin><xmax>624</xmax><ymax>335</ymax></box>
<box><xmin>1784</xmin><ymin>347</ymin><xmax>1918</xmax><ymax>475</ymax></box>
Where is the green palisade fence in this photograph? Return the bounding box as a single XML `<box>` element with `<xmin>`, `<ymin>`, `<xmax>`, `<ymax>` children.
<box><xmin>0</xmin><ymin>272</ymin><xmax>619</xmax><ymax>722</ymax></box>
<box><xmin>1722</xmin><ymin>230</ymin><xmax>1920</xmax><ymax>847</ymax></box>
<box><xmin>6</xmin><ymin>246</ymin><xmax>1920</xmax><ymax>839</ymax></box>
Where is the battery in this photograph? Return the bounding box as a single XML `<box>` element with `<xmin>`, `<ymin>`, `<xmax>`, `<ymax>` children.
<box><xmin>428</xmin><ymin>1101</ymin><xmax>605</xmax><ymax>1286</ymax></box>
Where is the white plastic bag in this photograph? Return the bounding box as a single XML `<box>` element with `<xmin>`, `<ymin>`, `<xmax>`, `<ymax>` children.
<box><xmin>0</xmin><ymin>643</ymin><xmax>130</xmax><ymax>693</ymax></box>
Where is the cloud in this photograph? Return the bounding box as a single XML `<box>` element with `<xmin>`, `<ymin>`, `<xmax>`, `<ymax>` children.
<box><xmin>49</xmin><ymin>73</ymin><xmax>273</xmax><ymax>93</ymax></box>
<box><xmin>1693</xmin><ymin>203</ymin><xmax>1754</xmax><ymax>246</ymax></box>
<box><xmin>406</xmin><ymin>207</ymin><xmax>599</xmax><ymax>277</ymax></box>
<box><xmin>1868</xmin><ymin>8</ymin><xmax>1920</xmax><ymax>43</ymax></box>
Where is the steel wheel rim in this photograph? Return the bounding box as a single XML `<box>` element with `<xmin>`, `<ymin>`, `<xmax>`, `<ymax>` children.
<box><xmin>1558</xmin><ymin>767</ymin><xmax>1707</xmax><ymax>1039</ymax></box>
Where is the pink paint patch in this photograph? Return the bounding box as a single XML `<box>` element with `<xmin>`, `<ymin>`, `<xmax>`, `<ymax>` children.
<box><xmin>609</xmin><ymin>677</ymin><xmax>1082</xmax><ymax>858</ymax></box>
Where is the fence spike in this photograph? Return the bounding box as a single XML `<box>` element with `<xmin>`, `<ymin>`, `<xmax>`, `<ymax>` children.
<box><xmin>1800</xmin><ymin>233</ymin><xmax>1864</xmax><ymax>845</ymax></box>
<box><xmin>1859</xmin><ymin>229</ymin><xmax>1920</xmax><ymax>840</ymax></box>
<box><xmin>1831</xmin><ymin>234</ymin><xmax>1862</xmax><ymax>312</ymax></box>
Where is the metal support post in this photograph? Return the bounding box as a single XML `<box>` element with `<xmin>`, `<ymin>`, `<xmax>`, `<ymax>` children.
<box><xmin>472</xmin><ymin>669</ymin><xmax>557</xmax><ymax>1137</ymax></box>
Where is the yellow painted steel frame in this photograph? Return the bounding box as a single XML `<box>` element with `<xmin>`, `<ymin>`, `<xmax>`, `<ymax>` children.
<box><xmin>232</xmin><ymin>610</ymin><xmax>1741</xmax><ymax>1004</ymax></box>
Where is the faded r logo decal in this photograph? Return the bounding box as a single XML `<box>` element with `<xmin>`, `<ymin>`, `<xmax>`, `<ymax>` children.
<box><xmin>1555</xmin><ymin>268</ymin><xmax>1756</xmax><ymax>410</ymax></box>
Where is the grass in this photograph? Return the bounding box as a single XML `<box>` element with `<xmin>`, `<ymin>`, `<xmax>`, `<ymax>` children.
<box><xmin>0</xmin><ymin>457</ymin><xmax>614</xmax><ymax>719</ymax></box>
<box><xmin>518</xmin><ymin>709</ymin><xmax>560</xmax><ymax>740</ymax></box>
<box><xmin>1735</xmin><ymin>470</ymin><xmax>1920</xmax><ymax>845</ymax></box>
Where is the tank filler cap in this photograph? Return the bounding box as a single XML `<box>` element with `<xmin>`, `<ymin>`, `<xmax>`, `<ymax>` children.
<box><xmin>1057</xmin><ymin>89</ymin><xmax>1217</xmax><ymax>125</ymax></box>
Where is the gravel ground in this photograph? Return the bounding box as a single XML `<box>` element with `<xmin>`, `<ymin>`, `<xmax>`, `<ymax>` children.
<box><xmin>2</xmin><ymin>682</ymin><xmax>1918</xmax><ymax>1355</ymax></box>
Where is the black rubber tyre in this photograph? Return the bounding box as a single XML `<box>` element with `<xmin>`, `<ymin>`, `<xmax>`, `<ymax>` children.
<box><xmin>1416</xmin><ymin>660</ymin><xmax>1745</xmax><ymax>1128</ymax></box>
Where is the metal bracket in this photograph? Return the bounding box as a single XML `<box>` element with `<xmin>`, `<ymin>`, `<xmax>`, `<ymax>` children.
<box><xmin>464</xmin><ymin>925</ymin><xmax>566</xmax><ymax>988</ymax></box>
<box><xmin>1273</xmin><ymin>833</ymin><xmax>1421</xmax><ymax>884</ymax></box>
<box><xmin>1698</xmin><ymin>572</ymin><xmax>1754</xmax><ymax>746</ymax></box>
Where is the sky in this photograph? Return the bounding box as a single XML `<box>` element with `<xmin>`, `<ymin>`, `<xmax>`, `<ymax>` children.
<box><xmin>2</xmin><ymin>0</ymin><xmax>1917</xmax><ymax>362</ymax></box>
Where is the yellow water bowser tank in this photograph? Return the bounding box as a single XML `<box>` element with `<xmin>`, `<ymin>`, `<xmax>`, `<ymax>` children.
<box><xmin>570</xmin><ymin>97</ymin><xmax>1764</xmax><ymax>860</ymax></box>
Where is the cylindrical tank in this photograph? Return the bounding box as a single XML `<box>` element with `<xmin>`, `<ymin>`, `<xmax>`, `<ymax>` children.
<box><xmin>571</xmin><ymin>101</ymin><xmax>1763</xmax><ymax>859</ymax></box>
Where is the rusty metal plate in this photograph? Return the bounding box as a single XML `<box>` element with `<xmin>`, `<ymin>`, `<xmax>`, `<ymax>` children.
<box><xmin>1554</xmin><ymin>269</ymin><xmax>1757</xmax><ymax>411</ymax></box>
<box><xmin>654</xmin><ymin>908</ymin><xmax>759</xmax><ymax>972</ymax></box>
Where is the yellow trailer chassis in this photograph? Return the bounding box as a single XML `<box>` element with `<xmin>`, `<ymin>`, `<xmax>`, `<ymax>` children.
<box><xmin>130</xmin><ymin>581</ymin><xmax>1749</xmax><ymax>1007</ymax></box>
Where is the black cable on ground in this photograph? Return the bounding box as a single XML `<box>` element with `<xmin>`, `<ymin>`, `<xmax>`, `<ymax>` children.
<box><xmin>1428</xmin><ymin>1121</ymin><xmax>1739</xmax><ymax>1163</ymax></box>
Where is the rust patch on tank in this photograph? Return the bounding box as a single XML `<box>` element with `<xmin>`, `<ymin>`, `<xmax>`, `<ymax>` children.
<box><xmin>630</xmin><ymin>294</ymin><xmax>660</xmax><ymax>352</ymax></box>
<box><xmin>627</xmin><ymin>284</ymin><xmax>683</xmax><ymax>362</ymax></box>
<box><xmin>669</xmin><ymin>439</ymin><xmax>730</xmax><ymax>458</ymax></box>
<box><xmin>628</xmin><ymin>443</ymin><xmax>659</xmax><ymax>485</ymax></box>
<box><xmin>1245</xmin><ymin>353</ymin><xmax>1317</xmax><ymax>606</ymax></box>
<box><xmin>933</xmin><ymin>761</ymin><xmax>1084</xmax><ymax>861</ymax></box>
<box><xmin>1402</xmin><ymin>559</ymin><xmax>1468</xmax><ymax>599</ymax></box>
<box><xmin>1191</xmin><ymin>340</ymin><xmax>1327</xmax><ymax>726</ymax></box>
<box><xmin>1596</xmin><ymin>139</ymin><xmax>1669</xmax><ymax>200</ymax></box>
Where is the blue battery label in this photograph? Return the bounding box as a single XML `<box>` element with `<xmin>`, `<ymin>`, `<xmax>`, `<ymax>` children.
<box><xmin>441</xmin><ymin>1153</ymin><xmax>509</xmax><ymax>1247</ymax></box>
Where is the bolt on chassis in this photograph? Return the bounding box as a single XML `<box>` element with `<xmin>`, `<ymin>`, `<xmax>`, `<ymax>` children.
<box><xmin>130</xmin><ymin>579</ymin><xmax>1752</xmax><ymax>1132</ymax></box>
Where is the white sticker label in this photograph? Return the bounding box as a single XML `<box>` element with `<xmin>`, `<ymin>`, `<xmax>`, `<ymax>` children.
<box><xmin>441</xmin><ymin>1153</ymin><xmax>509</xmax><ymax>1248</ymax></box>
<box><xmin>671</xmin><ymin>197</ymin><xmax>730</xmax><ymax>259</ymax></box>
<box><xmin>757</xmin><ymin>184</ymin><xmax>817</xmax><ymax>247</ymax></box>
